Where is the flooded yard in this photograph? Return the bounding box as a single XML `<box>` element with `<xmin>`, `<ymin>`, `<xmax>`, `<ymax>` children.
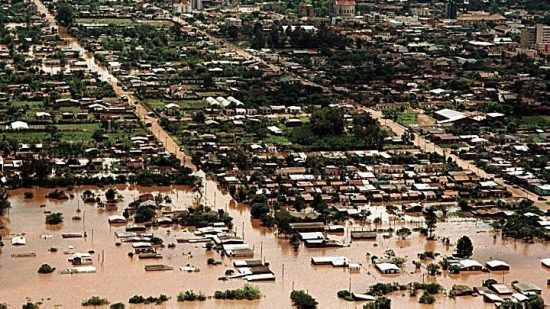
<box><xmin>0</xmin><ymin>182</ymin><xmax>549</xmax><ymax>308</ymax></box>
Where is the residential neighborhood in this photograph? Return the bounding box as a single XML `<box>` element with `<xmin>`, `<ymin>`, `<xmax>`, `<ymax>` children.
<box><xmin>0</xmin><ymin>0</ymin><xmax>548</xmax><ymax>308</ymax></box>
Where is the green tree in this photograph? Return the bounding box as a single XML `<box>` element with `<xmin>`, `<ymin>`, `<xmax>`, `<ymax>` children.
<box><xmin>92</xmin><ymin>129</ymin><xmax>104</xmax><ymax>141</ymax></box>
<box><xmin>419</xmin><ymin>291</ymin><xmax>435</xmax><ymax>304</ymax></box>
<box><xmin>38</xmin><ymin>264</ymin><xmax>55</xmax><ymax>274</ymax></box>
<box><xmin>310</xmin><ymin>107</ymin><xmax>344</xmax><ymax>136</ymax></box>
<box><xmin>500</xmin><ymin>299</ymin><xmax>522</xmax><ymax>308</ymax></box>
<box><xmin>427</xmin><ymin>263</ymin><xmax>440</xmax><ymax>276</ymax></box>
<box><xmin>423</xmin><ymin>207</ymin><xmax>437</xmax><ymax>239</ymax></box>
<box><xmin>275</xmin><ymin>210</ymin><xmax>293</xmax><ymax>235</ymax></box>
<box><xmin>457</xmin><ymin>198</ymin><xmax>468</xmax><ymax>210</ymax></box>
<box><xmin>171</xmin><ymin>24</ymin><xmax>182</xmax><ymax>41</ymax></box>
<box><xmin>56</xmin><ymin>4</ymin><xmax>74</xmax><ymax>27</ymax></box>
<box><xmin>19</xmin><ymin>159</ymin><xmax>51</xmax><ymax>185</ymax></box>
<box><xmin>364</xmin><ymin>297</ymin><xmax>391</xmax><ymax>309</ymax></box>
<box><xmin>22</xmin><ymin>303</ymin><xmax>39</xmax><ymax>309</ymax></box>
<box><xmin>134</xmin><ymin>206</ymin><xmax>155</xmax><ymax>223</ymax></box>
<box><xmin>0</xmin><ymin>189</ymin><xmax>11</xmax><ymax>215</ymax></box>
<box><xmin>227</xmin><ymin>25</ymin><xmax>239</xmax><ymax>40</ymax></box>
<box><xmin>45</xmin><ymin>212</ymin><xmax>64</xmax><ymax>225</ymax></box>
<box><xmin>202</xmin><ymin>74</ymin><xmax>214</xmax><ymax>88</ymax></box>
<box><xmin>192</xmin><ymin>111</ymin><xmax>206</xmax><ymax>123</ymax></box>
<box><xmin>448</xmin><ymin>264</ymin><xmax>461</xmax><ymax>274</ymax></box>
<box><xmin>250</xmin><ymin>203</ymin><xmax>269</xmax><ymax>219</ymax></box>
<box><xmin>353</xmin><ymin>113</ymin><xmax>387</xmax><ymax>148</ymax></box>
<box><xmin>290</xmin><ymin>290</ymin><xmax>318</xmax><ymax>309</ymax></box>
<box><xmin>82</xmin><ymin>296</ymin><xmax>109</xmax><ymax>306</ymax></box>
<box><xmin>456</xmin><ymin>235</ymin><xmax>474</xmax><ymax>258</ymax></box>
<box><xmin>290</xmin><ymin>233</ymin><xmax>300</xmax><ymax>252</ymax></box>
<box><xmin>526</xmin><ymin>294</ymin><xmax>544</xmax><ymax>309</ymax></box>
<box><xmin>110</xmin><ymin>303</ymin><xmax>125</xmax><ymax>309</ymax></box>
<box><xmin>396</xmin><ymin>227</ymin><xmax>411</xmax><ymax>240</ymax></box>
<box><xmin>105</xmin><ymin>188</ymin><xmax>117</xmax><ymax>202</ymax></box>
<box><xmin>506</xmin><ymin>121</ymin><xmax>518</xmax><ymax>133</ymax></box>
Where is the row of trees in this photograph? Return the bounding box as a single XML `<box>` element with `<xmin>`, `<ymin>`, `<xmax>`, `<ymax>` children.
<box><xmin>5</xmin><ymin>161</ymin><xmax>197</xmax><ymax>188</ymax></box>
<box><xmin>239</xmin><ymin>22</ymin><xmax>349</xmax><ymax>50</ymax></box>
<box><xmin>289</xmin><ymin>107</ymin><xmax>386</xmax><ymax>151</ymax></box>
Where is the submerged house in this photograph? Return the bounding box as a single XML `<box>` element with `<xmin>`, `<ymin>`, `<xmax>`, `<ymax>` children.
<box><xmin>512</xmin><ymin>282</ymin><xmax>541</xmax><ymax>295</ymax></box>
<box><xmin>222</xmin><ymin>244</ymin><xmax>254</xmax><ymax>257</ymax></box>
<box><xmin>68</xmin><ymin>253</ymin><xmax>93</xmax><ymax>265</ymax></box>
<box><xmin>455</xmin><ymin>259</ymin><xmax>483</xmax><ymax>271</ymax></box>
<box><xmin>375</xmin><ymin>261</ymin><xmax>400</xmax><ymax>274</ymax></box>
<box><xmin>485</xmin><ymin>260</ymin><xmax>510</xmax><ymax>271</ymax></box>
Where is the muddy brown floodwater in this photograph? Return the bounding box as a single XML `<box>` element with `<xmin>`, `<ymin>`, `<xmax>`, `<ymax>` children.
<box><xmin>0</xmin><ymin>181</ymin><xmax>549</xmax><ymax>308</ymax></box>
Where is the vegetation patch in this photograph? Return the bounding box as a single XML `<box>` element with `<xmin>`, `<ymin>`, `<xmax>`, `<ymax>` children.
<box><xmin>177</xmin><ymin>290</ymin><xmax>206</xmax><ymax>302</ymax></box>
<box><xmin>82</xmin><ymin>296</ymin><xmax>109</xmax><ymax>306</ymax></box>
<box><xmin>213</xmin><ymin>284</ymin><xmax>262</xmax><ymax>300</ymax></box>
<box><xmin>128</xmin><ymin>295</ymin><xmax>169</xmax><ymax>305</ymax></box>
<box><xmin>45</xmin><ymin>212</ymin><xmax>64</xmax><ymax>225</ymax></box>
<box><xmin>38</xmin><ymin>264</ymin><xmax>56</xmax><ymax>274</ymax></box>
<box><xmin>290</xmin><ymin>290</ymin><xmax>317</xmax><ymax>308</ymax></box>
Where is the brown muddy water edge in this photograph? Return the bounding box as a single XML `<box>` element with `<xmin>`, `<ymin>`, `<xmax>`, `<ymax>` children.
<box><xmin>0</xmin><ymin>183</ymin><xmax>548</xmax><ymax>308</ymax></box>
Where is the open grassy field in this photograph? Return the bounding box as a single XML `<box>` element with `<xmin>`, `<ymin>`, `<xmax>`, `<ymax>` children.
<box><xmin>263</xmin><ymin>134</ymin><xmax>290</xmax><ymax>145</ymax></box>
<box><xmin>397</xmin><ymin>109</ymin><xmax>419</xmax><ymax>126</ymax></box>
<box><xmin>76</xmin><ymin>18</ymin><xmax>135</xmax><ymax>26</ymax></box>
<box><xmin>515</xmin><ymin>115</ymin><xmax>550</xmax><ymax>130</ymax></box>
<box><xmin>6</xmin><ymin>101</ymin><xmax>43</xmax><ymax>108</ymax></box>
<box><xmin>56</xmin><ymin>123</ymin><xmax>99</xmax><ymax>142</ymax></box>
<box><xmin>1</xmin><ymin>132</ymin><xmax>49</xmax><ymax>143</ymax></box>
<box><xmin>57</xmin><ymin>123</ymin><xmax>146</xmax><ymax>143</ymax></box>
<box><xmin>145</xmin><ymin>99</ymin><xmax>208</xmax><ymax>111</ymax></box>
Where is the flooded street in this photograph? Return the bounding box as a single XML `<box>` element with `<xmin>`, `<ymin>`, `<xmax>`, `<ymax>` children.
<box><xmin>0</xmin><ymin>0</ymin><xmax>541</xmax><ymax>307</ymax></box>
<box><xmin>1</xmin><ymin>182</ymin><xmax>548</xmax><ymax>308</ymax></box>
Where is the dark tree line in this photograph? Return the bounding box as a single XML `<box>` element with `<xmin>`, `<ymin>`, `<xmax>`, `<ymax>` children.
<box><xmin>247</xmin><ymin>22</ymin><xmax>349</xmax><ymax>50</ymax></box>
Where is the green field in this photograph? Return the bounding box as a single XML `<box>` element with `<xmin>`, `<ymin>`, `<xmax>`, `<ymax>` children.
<box><xmin>57</xmin><ymin>123</ymin><xmax>146</xmax><ymax>143</ymax></box>
<box><xmin>5</xmin><ymin>101</ymin><xmax>43</xmax><ymax>108</ymax></box>
<box><xmin>145</xmin><ymin>99</ymin><xmax>208</xmax><ymax>111</ymax></box>
<box><xmin>515</xmin><ymin>115</ymin><xmax>550</xmax><ymax>130</ymax></box>
<box><xmin>397</xmin><ymin>109</ymin><xmax>418</xmax><ymax>126</ymax></box>
<box><xmin>263</xmin><ymin>134</ymin><xmax>290</xmax><ymax>145</ymax></box>
<box><xmin>382</xmin><ymin>107</ymin><xmax>419</xmax><ymax>127</ymax></box>
<box><xmin>76</xmin><ymin>18</ymin><xmax>135</xmax><ymax>26</ymax></box>
<box><xmin>1</xmin><ymin>132</ymin><xmax>49</xmax><ymax>143</ymax></box>
<box><xmin>56</xmin><ymin>123</ymin><xmax>99</xmax><ymax>142</ymax></box>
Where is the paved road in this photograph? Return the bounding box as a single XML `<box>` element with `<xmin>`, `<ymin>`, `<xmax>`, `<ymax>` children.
<box><xmin>33</xmin><ymin>0</ymin><xmax>196</xmax><ymax>172</ymax></box>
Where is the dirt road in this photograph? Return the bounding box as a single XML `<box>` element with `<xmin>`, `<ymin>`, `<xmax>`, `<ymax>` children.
<box><xmin>33</xmin><ymin>0</ymin><xmax>196</xmax><ymax>171</ymax></box>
